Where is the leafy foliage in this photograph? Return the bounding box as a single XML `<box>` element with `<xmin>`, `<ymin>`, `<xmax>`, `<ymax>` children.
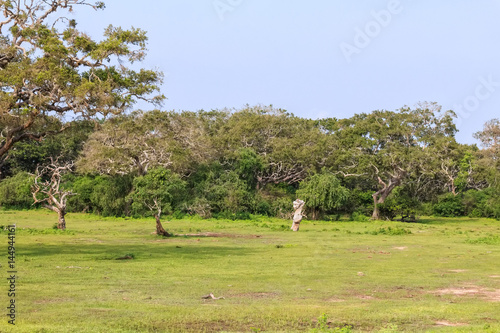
<box><xmin>0</xmin><ymin>171</ymin><xmax>33</xmax><ymax>208</ymax></box>
<box><xmin>129</xmin><ymin>168</ymin><xmax>186</xmax><ymax>217</ymax></box>
<box><xmin>0</xmin><ymin>0</ymin><xmax>164</xmax><ymax>159</ymax></box>
<box><xmin>433</xmin><ymin>193</ymin><xmax>465</xmax><ymax>217</ymax></box>
<box><xmin>0</xmin><ymin>104</ymin><xmax>499</xmax><ymax>221</ymax></box>
<box><xmin>296</xmin><ymin>170</ymin><xmax>349</xmax><ymax>219</ymax></box>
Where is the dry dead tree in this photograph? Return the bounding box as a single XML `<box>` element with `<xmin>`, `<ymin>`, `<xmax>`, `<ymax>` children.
<box><xmin>32</xmin><ymin>157</ymin><xmax>76</xmax><ymax>230</ymax></box>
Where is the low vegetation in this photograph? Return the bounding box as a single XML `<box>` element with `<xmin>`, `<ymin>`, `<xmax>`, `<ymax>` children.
<box><xmin>0</xmin><ymin>211</ymin><xmax>499</xmax><ymax>332</ymax></box>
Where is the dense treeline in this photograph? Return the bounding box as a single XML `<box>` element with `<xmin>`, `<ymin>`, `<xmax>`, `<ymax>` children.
<box><xmin>0</xmin><ymin>104</ymin><xmax>499</xmax><ymax>220</ymax></box>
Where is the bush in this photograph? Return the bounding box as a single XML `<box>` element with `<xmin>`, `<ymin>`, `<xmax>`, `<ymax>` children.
<box><xmin>345</xmin><ymin>189</ymin><xmax>373</xmax><ymax>216</ymax></box>
<box><xmin>210</xmin><ymin>172</ymin><xmax>251</xmax><ymax>213</ymax></box>
<box><xmin>433</xmin><ymin>193</ymin><xmax>465</xmax><ymax>217</ymax></box>
<box><xmin>92</xmin><ymin>175</ymin><xmax>133</xmax><ymax>217</ymax></box>
<box><xmin>0</xmin><ymin>172</ymin><xmax>34</xmax><ymax>209</ymax></box>
<box><xmin>296</xmin><ymin>170</ymin><xmax>349</xmax><ymax>220</ymax></box>
<box><xmin>370</xmin><ymin>227</ymin><xmax>412</xmax><ymax>235</ymax></box>
<box><xmin>462</xmin><ymin>188</ymin><xmax>500</xmax><ymax>219</ymax></box>
<box><xmin>270</xmin><ymin>196</ymin><xmax>294</xmax><ymax>219</ymax></box>
<box><xmin>129</xmin><ymin>168</ymin><xmax>187</xmax><ymax>218</ymax></box>
<box><xmin>66</xmin><ymin>175</ymin><xmax>95</xmax><ymax>213</ymax></box>
<box><xmin>254</xmin><ymin>199</ymin><xmax>271</xmax><ymax>216</ymax></box>
<box><xmin>466</xmin><ymin>235</ymin><xmax>500</xmax><ymax>245</ymax></box>
<box><xmin>350</xmin><ymin>211</ymin><xmax>369</xmax><ymax>221</ymax></box>
<box><xmin>212</xmin><ymin>211</ymin><xmax>253</xmax><ymax>220</ymax></box>
<box><xmin>378</xmin><ymin>186</ymin><xmax>421</xmax><ymax>220</ymax></box>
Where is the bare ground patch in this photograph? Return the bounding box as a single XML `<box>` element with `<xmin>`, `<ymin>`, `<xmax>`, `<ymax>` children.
<box><xmin>435</xmin><ymin>320</ymin><xmax>468</xmax><ymax>327</ymax></box>
<box><xmin>357</xmin><ymin>295</ymin><xmax>375</xmax><ymax>300</ymax></box>
<box><xmin>326</xmin><ymin>297</ymin><xmax>346</xmax><ymax>302</ymax></box>
<box><xmin>392</xmin><ymin>246</ymin><xmax>408</xmax><ymax>250</ymax></box>
<box><xmin>432</xmin><ymin>285</ymin><xmax>500</xmax><ymax>302</ymax></box>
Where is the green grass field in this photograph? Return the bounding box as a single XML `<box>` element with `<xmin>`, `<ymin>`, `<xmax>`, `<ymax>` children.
<box><xmin>0</xmin><ymin>210</ymin><xmax>499</xmax><ymax>332</ymax></box>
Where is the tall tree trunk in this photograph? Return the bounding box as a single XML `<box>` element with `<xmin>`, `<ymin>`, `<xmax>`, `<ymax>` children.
<box><xmin>154</xmin><ymin>214</ymin><xmax>171</xmax><ymax>237</ymax></box>
<box><xmin>57</xmin><ymin>209</ymin><xmax>66</xmax><ymax>230</ymax></box>
<box><xmin>372</xmin><ymin>189</ymin><xmax>392</xmax><ymax>220</ymax></box>
<box><xmin>371</xmin><ymin>168</ymin><xmax>406</xmax><ymax>220</ymax></box>
<box><xmin>372</xmin><ymin>195</ymin><xmax>380</xmax><ymax>220</ymax></box>
<box><xmin>310</xmin><ymin>209</ymin><xmax>320</xmax><ymax>221</ymax></box>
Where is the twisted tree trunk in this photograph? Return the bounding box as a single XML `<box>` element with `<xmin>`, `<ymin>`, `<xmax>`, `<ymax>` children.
<box><xmin>154</xmin><ymin>214</ymin><xmax>172</xmax><ymax>237</ymax></box>
<box><xmin>32</xmin><ymin>158</ymin><xmax>75</xmax><ymax>230</ymax></box>
<box><xmin>371</xmin><ymin>166</ymin><xmax>406</xmax><ymax>220</ymax></box>
<box><xmin>57</xmin><ymin>209</ymin><xmax>67</xmax><ymax>230</ymax></box>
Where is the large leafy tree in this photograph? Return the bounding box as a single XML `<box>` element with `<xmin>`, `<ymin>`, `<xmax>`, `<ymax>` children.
<box><xmin>332</xmin><ymin>103</ymin><xmax>457</xmax><ymax>219</ymax></box>
<box><xmin>474</xmin><ymin>118</ymin><xmax>500</xmax><ymax>189</ymax></box>
<box><xmin>77</xmin><ymin>110</ymin><xmax>213</xmax><ymax>176</ymax></box>
<box><xmin>0</xmin><ymin>0</ymin><xmax>164</xmax><ymax>159</ymax></box>
<box><xmin>1</xmin><ymin>118</ymin><xmax>93</xmax><ymax>177</ymax></box>
<box><xmin>215</xmin><ymin>105</ymin><xmax>333</xmax><ymax>189</ymax></box>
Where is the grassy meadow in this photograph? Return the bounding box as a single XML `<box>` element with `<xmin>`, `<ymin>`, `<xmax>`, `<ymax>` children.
<box><xmin>0</xmin><ymin>210</ymin><xmax>499</xmax><ymax>332</ymax></box>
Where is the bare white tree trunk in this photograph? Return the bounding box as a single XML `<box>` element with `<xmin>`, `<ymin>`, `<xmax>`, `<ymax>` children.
<box><xmin>291</xmin><ymin>199</ymin><xmax>305</xmax><ymax>231</ymax></box>
<box><xmin>32</xmin><ymin>158</ymin><xmax>76</xmax><ymax>230</ymax></box>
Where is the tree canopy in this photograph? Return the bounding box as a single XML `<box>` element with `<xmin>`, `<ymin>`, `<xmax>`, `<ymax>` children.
<box><xmin>1</xmin><ymin>103</ymin><xmax>499</xmax><ymax>222</ymax></box>
<box><xmin>0</xmin><ymin>0</ymin><xmax>164</xmax><ymax>159</ymax></box>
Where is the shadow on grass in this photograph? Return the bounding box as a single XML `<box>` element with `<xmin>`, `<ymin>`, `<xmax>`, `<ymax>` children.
<box><xmin>19</xmin><ymin>242</ymin><xmax>254</xmax><ymax>261</ymax></box>
<box><xmin>417</xmin><ymin>217</ymin><xmax>485</xmax><ymax>225</ymax></box>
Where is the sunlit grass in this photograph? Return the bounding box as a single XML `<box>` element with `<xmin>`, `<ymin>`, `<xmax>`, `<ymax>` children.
<box><xmin>0</xmin><ymin>210</ymin><xmax>499</xmax><ymax>332</ymax></box>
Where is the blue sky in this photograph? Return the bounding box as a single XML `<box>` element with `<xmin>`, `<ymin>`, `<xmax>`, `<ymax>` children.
<box><xmin>73</xmin><ymin>1</ymin><xmax>500</xmax><ymax>144</ymax></box>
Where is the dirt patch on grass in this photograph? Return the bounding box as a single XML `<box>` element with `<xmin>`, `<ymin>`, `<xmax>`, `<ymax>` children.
<box><xmin>435</xmin><ymin>320</ymin><xmax>468</xmax><ymax>327</ymax></box>
<box><xmin>432</xmin><ymin>285</ymin><xmax>500</xmax><ymax>302</ymax></box>
<box><xmin>326</xmin><ymin>297</ymin><xmax>345</xmax><ymax>302</ymax></box>
<box><xmin>448</xmin><ymin>269</ymin><xmax>468</xmax><ymax>273</ymax></box>
<box><xmin>357</xmin><ymin>295</ymin><xmax>375</xmax><ymax>300</ymax></box>
<box><xmin>76</xmin><ymin>238</ymin><xmax>103</xmax><ymax>243</ymax></box>
<box><xmin>392</xmin><ymin>246</ymin><xmax>407</xmax><ymax>250</ymax></box>
<box><xmin>178</xmin><ymin>232</ymin><xmax>262</xmax><ymax>239</ymax></box>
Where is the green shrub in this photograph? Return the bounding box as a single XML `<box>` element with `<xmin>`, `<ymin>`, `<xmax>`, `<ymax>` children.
<box><xmin>0</xmin><ymin>172</ymin><xmax>34</xmax><ymax>209</ymax></box>
<box><xmin>270</xmin><ymin>196</ymin><xmax>294</xmax><ymax>219</ymax></box>
<box><xmin>462</xmin><ymin>188</ymin><xmax>500</xmax><ymax>219</ymax></box>
<box><xmin>466</xmin><ymin>235</ymin><xmax>500</xmax><ymax>245</ymax></box>
<box><xmin>296</xmin><ymin>170</ymin><xmax>349</xmax><ymax>220</ymax></box>
<box><xmin>255</xmin><ymin>199</ymin><xmax>271</xmax><ymax>216</ymax></box>
<box><xmin>92</xmin><ymin>175</ymin><xmax>133</xmax><ymax>217</ymax></box>
<box><xmin>345</xmin><ymin>189</ymin><xmax>373</xmax><ymax>215</ymax></box>
<box><xmin>129</xmin><ymin>168</ymin><xmax>187</xmax><ymax>218</ymax></box>
<box><xmin>350</xmin><ymin>211</ymin><xmax>369</xmax><ymax>221</ymax></box>
<box><xmin>370</xmin><ymin>227</ymin><xmax>412</xmax><ymax>236</ymax></box>
<box><xmin>195</xmin><ymin>169</ymin><xmax>251</xmax><ymax>214</ymax></box>
<box><xmin>310</xmin><ymin>313</ymin><xmax>353</xmax><ymax>333</ymax></box>
<box><xmin>433</xmin><ymin>193</ymin><xmax>465</xmax><ymax>217</ymax></box>
<box><xmin>66</xmin><ymin>175</ymin><xmax>95</xmax><ymax>213</ymax></box>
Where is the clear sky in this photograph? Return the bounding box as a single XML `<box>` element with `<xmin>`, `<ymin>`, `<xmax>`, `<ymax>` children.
<box><xmin>72</xmin><ymin>0</ymin><xmax>500</xmax><ymax>144</ymax></box>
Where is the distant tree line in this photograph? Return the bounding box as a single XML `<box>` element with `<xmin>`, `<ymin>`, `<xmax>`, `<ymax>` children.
<box><xmin>0</xmin><ymin>104</ymin><xmax>499</xmax><ymax>221</ymax></box>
